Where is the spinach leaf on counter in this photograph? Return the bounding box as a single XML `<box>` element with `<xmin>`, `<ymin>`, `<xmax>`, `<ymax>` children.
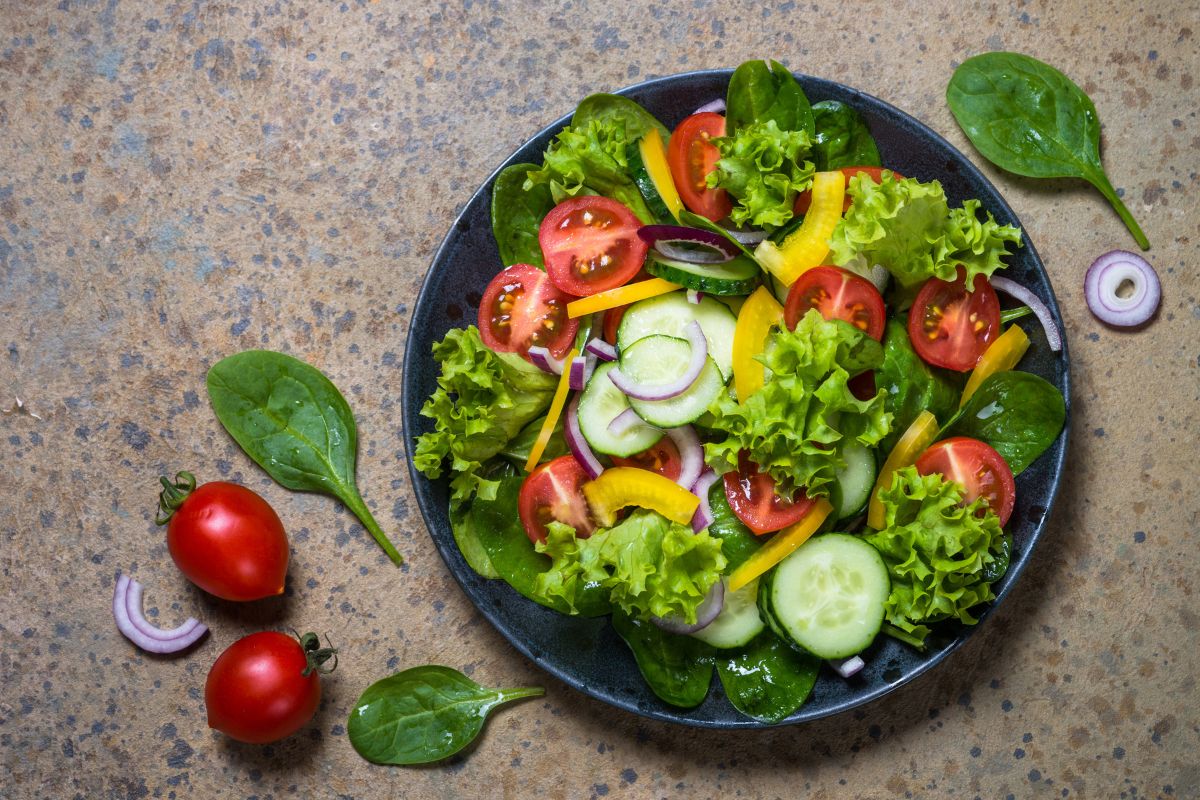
<box><xmin>611</xmin><ymin>612</ymin><xmax>714</xmax><ymax>708</ymax></box>
<box><xmin>348</xmin><ymin>665</ymin><xmax>542</xmax><ymax>765</ymax></box>
<box><xmin>726</xmin><ymin>59</ymin><xmax>814</xmax><ymax>137</ymax></box>
<box><xmin>715</xmin><ymin>631</ymin><xmax>819</xmax><ymax>723</ymax></box>
<box><xmin>876</xmin><ymin>319</ymin><xmax>963</xmax><ymax>452</ymax></box>
<box><xmin>811</xmin><ymin>100</ymin><xmax>881</xmax><ymax>170</ymax></box>
<box><xmin>704</xmin><ymin>482</ymin><xmax>761</xmax><ymax>573</ymax></box>
<box><xmin>491</xmin><ymin>163</ymin><xmax>553</xmax><ymax>268</ymax></box>
<box><xmin>944</xmin><ymin>370</ymin><xmax>1066</xmax><ymax>475</ymax></box>
<box><xmin>207</xmin><ymin>350</ymin><xmax>402</xmax><ymax>565</ymax></box>
<box><xmin>572</xmin><ymin>93</ymin><xmax>670</xmax><ymax>143</ymax></box>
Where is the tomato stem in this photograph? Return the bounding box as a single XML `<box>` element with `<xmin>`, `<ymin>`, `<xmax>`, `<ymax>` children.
<box><xmin>155</xmin><ymin>471</ymin><xmax>197</xmax><ymax>525</ymax></box>
<box><xmin>295</xmin><ymin>631</ymin><xmax>339</xmax><ymax>677</ymax></box>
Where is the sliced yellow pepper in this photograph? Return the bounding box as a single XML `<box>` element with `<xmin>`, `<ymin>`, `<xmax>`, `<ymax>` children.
<box><xmin>753</xmin><ymin>170</ymin><xmax>846</xmax><ymax>286</ymax></box>
<box><xmin>638</xmin><ymin>128</ymin><xmax>684</xmax><ymax>220</ymax></box>
<box><xmin>523</xmin><ymin>348</ymin><xmax>578</xmax><ymax>472</ymax></box>
<box><xmin>728</xmin><ymin>498</ymin><xmax>833</xmax><ymax>592</ymax></box>
<box><xmin>732</xmin><ymin>286</ymin><xmax>784</xmax><ymax>402</ymax></box>
<box><xmin>582</xmin><ymin>467</ymin><xmax>700</xmax><ymax>527</ymax></box>
<box><xmin>960</xmin><ymin>324</ymin><xmax>1030</xmax><ymax>406</ymax></box>
<box><xmin>567</xmin><ymin>278</ymin><xmax>681</xmax><ymax>319</ymax></box>
<box><xmin>866</xmin><ymin>410</ymin><xmax>939</xmax><ymax>530</ymax></box>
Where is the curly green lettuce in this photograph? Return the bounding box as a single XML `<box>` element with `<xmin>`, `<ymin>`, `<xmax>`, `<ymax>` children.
<box><xmin>413</xmin><ymin>326</ymin><xmax>557</xmax><ymax>506</ymax></box>
<box><xmin>533</xmin><ymin>511</ymin><xmax>726</xmax><ymax>623</ymax></box>
<box><xmin>862</xmin><ymin>466</ymin><xmax>1008</xmax><ymax>648</ymax></box>
<box><xmin>827</xmin><ymin>171</ymin><xmax>1022</xmax><ymax>290</ymax></box>
<box><xmin>707</xmin><ymin>119</ymin><xmax>815</xmax><ymax>229</ymax></box>
<box><xmin>704</xmin><ymin>310</ymin><xmax>892</xmax><ymax>498</ymax></box>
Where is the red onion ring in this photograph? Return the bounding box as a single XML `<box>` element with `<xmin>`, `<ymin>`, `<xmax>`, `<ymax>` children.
<box><xmin>667</xmin><ymin>425</ymin><xmax>704</xmax><ymax>490</ymax></box>
<box><xmin>124</xmin><ymin>579</ymin><xmax>199</xmax><ymax>640</ymax></box>
<box><xmin>112</xmin><ymin>575</ymin><xmax>208</xmax><ymax>654</ymax></box>
<box><xmin>638</xmin><ymin>225</ymin><xmax>740</xmax><ymax>261</ymax></box>
<box><xmin>564</xmin><ymin>396</ymin><xmax>604</xmax><ymax>479</ymax></box>
<box><xmin>651</xmin><ymin>578</ymin><xmax>725</xmax><ymax>634</ymax></box>
<box><xmin>607</xmin><ymin>407</ymin><xmax>659</xmax><ymax>438</ymax></box>
<box><xmin>989</xmin><ymin>276</ymin><xmax>1063</xmax><ymax>352</ymax></box>
<box><xmin>692</xmin><ymin>98</ymin><xmax>726</xmax><ymax>115</ymax></box>
<box><xmin>607</xmin><ymin>321</ymin><xmax>708</xmax><ymax>401</ymax></box>
<box><xmin>567</xmin><ymin>355</ymin><xmax>594</xmax><ymax>391</ymax></box>
<box><xmin>585</xmin><ymin>339</ymin><xmax>618</xmax><ymax>362</ymax></box>
<box><xmin>829</xmin><ymin>655</ymin><xmax>866</xmax><ymax>679</ymax></box>
<box><xmin>686</xmin><ymin>289</ymin><xmax>703</xmax><ymax>305</ymax></box>
<box><xmin>1083</xmin><ymin>250</ymin><xmax>1161</xmax><ymax>328</ymax></box>
<box><xmin>690</xmin><ymin>469</ymin><xmax>719</xmax><ymax>533</ymax></box>
<box><xmin>526</xmin><ymin>346</ymin><xmax>564</xmax><ymax>375</ymax></box>
<box><xmin>719</xmin><ymin>222</ymin><xmax>768</xmax><ymax>245</ymax></box>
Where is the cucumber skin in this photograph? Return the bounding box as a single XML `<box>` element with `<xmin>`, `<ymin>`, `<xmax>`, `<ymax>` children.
<box><xmin>645</xmin><ymin>254</ymin><xmax>761</xmax><ymax>296</ymax></box>
<box><xmin>689</xmin><ymin>578</ymin><xmax>765</xmax><ymax>649</ymax></box>
<box><xmin>577</xmin><ymin>362</ymin><xmax>664</xmax><ymax>457</ymax></box>
<box><xmin>616</xmin><ymin>292</ymin><xmax>738</xmax><ymax>381</ymax></box>
<box><xmin>627</xmin><ymin>139</ymin><xmax>675</xmax><ymax>224</ymax></box>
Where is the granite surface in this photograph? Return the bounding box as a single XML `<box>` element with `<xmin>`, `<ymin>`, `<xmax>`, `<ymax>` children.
<box><xmin>1</xmin><ymin>1</ymin><xmax>1197</xmax><ymax>798</ymax></box>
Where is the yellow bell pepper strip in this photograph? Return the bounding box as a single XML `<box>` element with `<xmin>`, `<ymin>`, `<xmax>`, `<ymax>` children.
<box><xmin>523</xmin><ymin>348</ymin><xmax>579</xmax><ymax>473</ymax></box>
<box><xmin>582</xmin><ymin>467</ymin><xmax>700</xmax><ymax>527</ymax></box>
<box><xmin>753</xmin><ymin>170</ymin><xmax>846</xmax><ymax>286</ymax></box>
<box><xmin>866</xmin><ymin>410</ymin><xmax>939</xmax><ymax>529</ymax></box>
<box><xmin>728</xmin><ymin>498</ymin><xmax>833</xmax><ymax>592</ymax></box>
<box><xmin>732</xmin><ymin>286</ymin><xmax>784</xmax><ymax>402</ymax></box>
<box><xmin>960</xmin><ymin>324</ymin><xmax>1030</xmax><ymax>406</ymax></box>
<box><xmin>567</xmin><ymin>278</ymin><xmax>681</xmax><ymax>319</ymax></box>
<box><xmin>637</xmin><ymin>128</ymin><xmax>684</xmax><ymax>220</ymax></box>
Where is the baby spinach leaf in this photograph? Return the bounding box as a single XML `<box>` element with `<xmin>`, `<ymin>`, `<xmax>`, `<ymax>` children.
<box><xmin>944</xmin><ymin>370</ymin><xmax>1066</xmax><ymax>475</ymax></box>
<box><xmin>704</xmin><ymin>482</ymin><xmax>761</xmax><ymax>573</ymax></box>
<box><xmin>450</xmin><ymin>504</ymin><xmax>501</xmax><ymax>580</ymax></box>
<box><xmin>491</xmin><ymin>163</ymin><xmax>553</xmax><ymax>268</ymax></box>
<box><xmin>207</xmin><ymin>351</ymin><xmax>402</xmax><ymax>565</ymax></box>
<box><xmin>348</xmin><ymin>665</ymin><xmax>543</xmax><ymax>765</ymax></box>
<box><xmin>876</xmin><ymin>319</ymin><xmax>963</xmax><ymax>452</ymax></box>
<box><xmin>946</xmin><ymin>51</ymin><xmax>1149</xmax><ymax>250</ymax></box>
<box><xmin>715</xmin><ymin>631</ymin><xmax>819</xmax><ymax>723</ymax></box>
<box><xmin>610</xmin><ymin>612</ymin><xmax>713</xmax><ymax>708</ymax></box>
<box><xmin>811</xmin><ymin>100</ymin><xmax>881</xmax><ymax>170</ymax></box>
<box><xmin>981</xmin><ymin>532</ymin><xmax>1013</xmax><ymax>584</ymax></box>
<box><xmin>499</xmin><ymin>413</ymin><xmax>567</xmax><ymax>468</ymax></box>
<box><xmin>726</xmin><ymin>59</ymin><xmax>814</xmax><ymax>137</ymax></box>
<box><xmin>572</xmin><ymin>93</ymin><xmax>670</xmax><ymax>143</ymax></box>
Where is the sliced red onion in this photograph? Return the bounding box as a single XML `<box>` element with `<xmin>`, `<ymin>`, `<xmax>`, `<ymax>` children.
<box><xmin>686</xmin><ymin>289</ymin><xmax>703</xmax><ymax>305</ymax></box>
<box><xmin>112</xmin><ymin>575</ymin><xmax>208</xmax><ymax>654</ymax></box>
<box><xmin>526</xmin><ymin>346</ymin><xmax>564</xmax><ymax>375</ymax></box>
<box><xmin>564</xmin><ymin>396</ymin><xmax>604</xmax><ymax>479</ymax></box>
<box><xmin>638</xmin><ymin>225</ymin><xmax>739</xmax><ymax>262</ymax></box>
<box><xmin>651</xmin><ymin>579</ymin><xmax>725</xmax><ymax>635</ymax></box>
<box><xmin>1083</xmin><ymin>250</ymin><xmax>1161</xmax><ymax>328</ymax></box>
<box><xmin>585</xmin><ymin>339</ymin><xmax>618</xmax><ymax>362</ymax></box>
<box><xmin>567</xmin><ymin>355</ymin><xmax>594</xmax><ymax>391</ymax></box>
<box><xmin>692</xmin><ymin>98</ymin><xmax>726</xmax><ymax>115</ymax></box>
<box><xmin>124</xmin><ymin>579</ymin><xmax>199</xmax><ymax>640</ymax></box>
<box><xmin>667</xmin><ymin>426</ymin><xmax>704</xmax><ymax>490</ymax></box>
<box><xmin>829</xmin><ymin>655</ymin><xmax>866</xmax><ymax>679</ymax></box>
<box><xmin>690</xmin><ymin>469</ymin><xmax>719</xmax><ymax>533</ymax></box>
<box><xmin>607</xmin><ymin>321</ymin><xmax>708</xmax><ymax>401</ymax></box>
<box><xmin>990</xmin><ymin>276</ymin><xmax>1063</xmax><ymax>352</ymax></box>
<box><xmin>607</xmin><ymin>407</ymin><xmax>658</xmax><ymax>438</ymax></box>
<box><xmin>719</xmin><ymin>222</ymin><xmax>768</xmax><ymax>245</ymax></box>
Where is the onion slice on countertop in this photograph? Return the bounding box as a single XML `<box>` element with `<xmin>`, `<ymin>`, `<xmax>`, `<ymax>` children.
<box><xmin>526</xmin><ymin>346</ymin><xmax>565</xmax><ymax>375</ymax></box>
<box><xmin>567</xmin><ymin>354</ymin><xmax>594</xmax><ymax>391</ymax></box>
<box><xmin>564</xmin><ymin>396</ymin><xmax>604</xmax><ymax>479</ymax></box>
<box><xmin>112</xmin><ymin>574</ymin><xmax>208</xmax><ymax>654</ymax></box>
<box><xmin>689</xmin><ymin>469</ymin><xmax>720</xmax><ymax>533</ymax></box>
<box><xmin>607</xmin><ymin>321</ymin><xmax>708</xmax><ymax>401</ymax></box>
<box><xmin>1083</xmin><ymin>250</ymin><xmax>1161</xmax><ymax>328</ymax></box>
<box><xmin>585</xmin><ymin>339</ymin><xmax>618</xmax><ymax>362</ymax></box>
<box><xmin>651</xmin><ymin>579</ymin><xmax>725</xmax><ymax>635</ymax></box>
<box><xmin>667</xmin><ymin>425</ymin><xmax>704</xmax><ymax>490</ymax></box>
<box><xmin>829</xmin><ymin>655</ymin><xmax>866</xmax><ymax>679</ymax></box>
<box><xmin>638</xmin><ymin>225</ymin><xmax>739</xmax><ymax>263</ymax></box>
<box><xmin>123</xmin><ymin>579</ymin><xmax>198</xmax><ymax>640</ymax></box>
<box><xmin>692</xmin><ymin>98</ymin><xmax>726</xmax><ymax>115</ymax></box>
<box><xmin>990</xmin><ymin>276</ymin><xmax>1063</xmax><ymax>352</ymax></box>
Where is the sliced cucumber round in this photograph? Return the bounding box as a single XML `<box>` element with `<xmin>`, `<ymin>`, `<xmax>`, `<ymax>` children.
<box><xmin>645</xmin><ymin>253</ymin><xmax>761</xmax><ymax>296</ymax></box>
<box><xmin>689</xmin><ymin>577</ymin><xmax>765</xmax><ymax>649</ymax></box>
<box><xmin>619</xmin><ymin>334</ymin><xmax>725</xmax><ymax>427</ymax></box>
<box><xmin>577</xmin><ymin>362</ymin><xmax>664</xmax><ymax>457</ymax></box>
<box><xmin>831</xmin><ymin>440</ymin><xmax>877</xmax><ymax>521</ymax></box>
<box><xmin>760</xmin><ymin>533</ymin><xmax>889</xmax><ymax>660</ymax></box>
<box><xmin>617</xmin><ymin>292</ymin><xmax>738</xmax><ymax>380</ymax></box>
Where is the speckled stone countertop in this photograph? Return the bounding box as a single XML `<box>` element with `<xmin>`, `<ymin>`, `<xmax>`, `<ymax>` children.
<box><xmin>2</xmin><ymin>2</ymin><xmax>1197</xmax><ymax>798</ymax></box>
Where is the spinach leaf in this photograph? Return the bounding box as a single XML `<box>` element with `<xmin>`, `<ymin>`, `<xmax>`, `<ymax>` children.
<box><xmin>207</xmin><ymin>351</ymin><xmax>402</xmax><ymax>565</ymax></box>
<box><xmin>705</xmin><ymin>481</ymin><xmax>761</xmax><ymax>572</ymax></box>
<box><xmin>491</xmin><ymin>163</ymin><xmax>553</xmax><ymax>268</ymax></box>
<box><xmin>610</xmin><ymin>612</ymin><xmax>713</xmax><ymax>708</ymax></box>
<box><xmin>811</xmin><ymin>100</ymin><xmax>881</xmax><ymax>170</ymax></box>
<box><xmin>347</xmin><ymin>665</ymin><xmax>542</xmax><ymax>765</ymax></box>
<box><xmin>982</xmin><ymin>532</ymin><xmax>1013</xmax><ymax>584</ymax></box>
<box><xmin>876</xmin><ymin>319</ymin><xmax>963</xmax><ymax>452</ymax></box>
<box><xmin>944</xmin><ymin>370</ymin><xmax>1066</xmax><ymax>475</ymax></box>
<box><xmin>499</xmin><ymin>413</ymin><xmax>567</xmax><ymax>468</ymax></box>
<box><xmin>715</xmin><ymin>631</ymin><xmax>819</xmax><ymax>723</ymax></box>
<box><xmin>726</xmin><ymin>59</ymin><xmax>814</xmax><ymax>137</ymax></box>
<box><xmin>572</xmin><ymin>93</ymin><xmax>670</xmax><ymax>143</ymax></box>
<box><xmin>946</xmin><ymin>51</ymin><xmax>1149</xmax><ymax>250</ymax></box>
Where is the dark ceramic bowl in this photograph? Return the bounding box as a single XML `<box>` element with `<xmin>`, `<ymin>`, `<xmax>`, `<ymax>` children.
<box><xmin>402</xmin><ymin>70</ymin><xmax>1071</xmax><ymax>728</ymax></box>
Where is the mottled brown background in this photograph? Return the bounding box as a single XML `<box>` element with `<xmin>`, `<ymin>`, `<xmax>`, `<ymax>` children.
<box><xmin>1</xmin><ymin>1</ymin><xmax>1196</xmax><ymax>798</ymax></box>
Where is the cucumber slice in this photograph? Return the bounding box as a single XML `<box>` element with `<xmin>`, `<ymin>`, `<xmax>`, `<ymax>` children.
<box><xmin>690</xmin><ymin>577</ymin><xmax>765</xmax><ymax>649</ymax></box>
<box><xmin>620</xmin><ymin>335</ymin><xmax>725</xmax><ymax>427</ymax></box>
<box><xmin>617</xmin><ymin>292</ymin><xmax>738</xmax><ymax>380</ymax></box>
<box><xmin>627</xmin><ymin>129</ymin><xmax>683</xmax><ymax>223</ymax></box>
<box><xmin>831</xmin><ymin>440</ymin><xmax>876</xmax><ymax>521</ymax></box>
<box><xmin>769</xmin><ymin>273</ymin><xmax>791</xmax><ymax>306</ymax></box>
<box><xmin>577</xmin><ymin>362</ymin><xmax>664</xmax><ymax>457</ymax></box>
<box><xmin>760</xmin><ymin>534</ymin><xmax>889</xmax><ymax>660</ymax></box>
<box><xmin>645</xmin><ymin>253</ymin><xmax>761</xmax><ymax>296</ymax></box>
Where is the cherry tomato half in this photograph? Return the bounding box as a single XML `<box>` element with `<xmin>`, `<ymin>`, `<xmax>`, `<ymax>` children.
<box><xmin>518</xmin><ymin>455</ymin><xmax>598</xmax><ymax>543</ymax></box>
<box><xmin>784</xmin><ymin>266</ymin><xmax>886</xmax><ymax>341</ymax></box>
<box><xmin>914</xmin><ymin>437</ymin><xmax>1016</xmax><ymax>526</ymax></box>
<box><xmin>538</xmin><ymin>196</ymin><xmax>648</xmax><ymax>296</ymax></box>
<box><xmin>602</xmin><ymin>304</ymin><xmax>628</xmax><ymax>345</ymax></box>
<box><xmin>794</xmin><ymin>166</ymin><xmax>902</xmax><ymax>215</ymax></box>
<box><xmin>723</xmin><ymin>452</ymin><xmax>816</xmax><ymax>535</ymax></box>
<box><xmin>205</xmin><ymin>631</ymin><xmax>336</xmax><ymax>744</ymax></box>
<box><xmin>908</xmin><ymin>267</ymin><xmax>1001</xmax><ymax>372</ymax></box>
<box><xmin>611</xmin><ymin>437</ymin><xmax>683</xmax><ymax>482</ymax></box>
<box><xmin>478</xmin><ymin>263</ymin><xmax>579</xmax><ymax>360</ymax></box>
<box><xmin>668</xmin><ymin>112</ymin><xmax>733</xmax><ymax>222</ymax></box>
<box><xmin>158</xmin><ymin>474</ymin><xmax>289</xmax><ymax>602</ymax></box>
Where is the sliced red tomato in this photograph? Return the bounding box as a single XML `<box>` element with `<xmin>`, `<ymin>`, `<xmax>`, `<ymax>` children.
<box><xmin>794</xmin><ymin>166</ymin><xmax>901</xmax><ymax>215</ymax></box>
<box><xmin>908</xmin><ymin>267</ymin><xmax>1001</xmax><ymax>372</ymax></box>
<box><xmin>668</xmin><ymin>112</ymin><xmax>732</xmax><ymax>222</ymax></box>
<box><xmin>915</xmin><ymin>437</ymin><xmax>1015</xmax><ymax>526</ymax></box>
<box><xmin>611</xmin><ymin>437</ymin><xmax>683</xmax><ymax>482</ymax></box>
<box><xmin>538</xmin><ymin>196</ymin><xmax>647</xmax><ymax>296</ymax></box>
<box><xmin>478</xmin><ymin>263</ymin><xmax>579</xmax><ymax>360</ymax></box>
<box><xmin>602</xmin><ymin>304</ymin><xmax>628</xmax><ymax>345</ymax></box>
<box><xmin>784</xmin><ymin>265</ymin><xmax>886</xmax><ymax>340</ymax></box>
<box><xmin>518</xmin><ymin>455</ymin><xmax>598</xmax><ymax>543</ymax></box>
<box><xmin>723</xmin><ymin>452</ymin><xmax>816</xmax><ymax>536</ymax></box>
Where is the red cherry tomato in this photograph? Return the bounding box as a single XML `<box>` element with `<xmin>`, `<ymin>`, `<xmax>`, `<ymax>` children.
<box><xmin>538</xmin><ymin>196</ymin><xmax>648</xmax><ymax>296</ymax></box>
<box><xmin>478</xmin><ymin>263</ymin><xmax>579</xmax><ymax>360</ymax></box>
<box><xmin>908</xmin><ymin>267</ymin><xmax>1001</xmax><ymax>372</ymax></box>
<box><xmin>784</xmin><ymin>266</ymin><xmax>886</xmax><ymax>341</ymax></box>
<box><xmin>668</xmin><ymin>112</ymin><xmax>733</xmax><ymax>222</ymax></box>
<box><xmin>158</xmin><ymin>473</ymin><xmax>289</xmax><ymax>601</ymax></box>
<box><xmin>794</xmin><ymin>167</ymin><xmax>902</xmax><ymax>215</ymax></box>
<box><xmin>723</xmin><ymin>453</ymin><xmax>816</xmax><ymax>535</ymax></box>
<box><xmin>205</xmin><ymin>631</ymin><xmax>336</xmax><ymax>744</ymax></box>
<box><xmin>602</xmin><ymin>304</ymin><xmax>628</xmax><ymax>345</ymax></box>
<box><xmin>914</xmin><ymin>437</ymin><xmax>1016</xmax><ymax>526</ymax></box>
<box><xmin>611</xmin><ymin>437</ymin><xmax>683</xmax><ymax>482</ymax></box>
<box><xmin>518</xmin><ymin>455</ymin><xmax>598</xmax><ymax>543</ymax></box>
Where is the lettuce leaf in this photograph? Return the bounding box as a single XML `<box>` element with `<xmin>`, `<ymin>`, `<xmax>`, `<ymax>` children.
<box><xmin>828</xmin><ymin>171</ymin><xmax>1022</xmax><ymax>290</ymax></box>
<box><xmin>707</xmin><ymin>120</ymin><xmax>815</xmax><ymax>230</ymax></box>
<box><xmin>704</xmin><ymin>310</ymin><xmax>892</xmax><ymax>498</ymax></box>
<box><xmin>862</xmin><ymin>466</ymin><xmax>1007</xmax><ymax>647</ymax></box>
<box><xmin>413</xmin><ymin>326</ymin><xmax>557</xmax><ymax>506</ymax></box>
<box><xmin>533</xmin><ymin>511</ymin><xmax>726</xmax><ymax>623</ymax></box>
